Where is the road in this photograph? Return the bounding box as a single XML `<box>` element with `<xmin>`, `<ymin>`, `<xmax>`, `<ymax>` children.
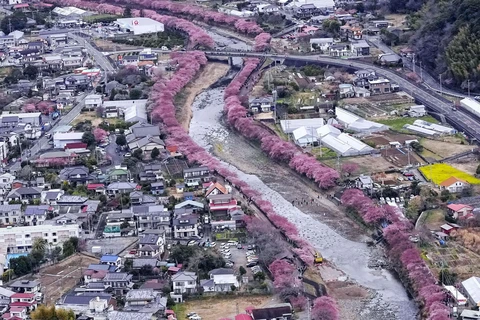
<box><xmin>9</xmin><ymin>33</ymin><xmax>116</xmax><ymax>172</ymax></box>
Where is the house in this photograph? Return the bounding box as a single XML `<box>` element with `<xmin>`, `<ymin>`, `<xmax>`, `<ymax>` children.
<box><xmin>138</xmin><ymin>234</ymin><xmax>164</xmax><ymax>257</ymax></box>
<box><xmin>368</xmin><ymin>79</ymin><xmax>391</xmax><ymax>95</ymax></box>
<box><xmin>356</xmin><ymin>175</ymin><xmax>373</xmax><ymax>190</ymax></box>
<box><xmin>44</xmin><ymin>213</ymin><xmax>79</xmax><ymax>226</ymax></box>
<box><xmin>171</xmin><ymin>271</ymin><xmax>197</xmax><ymax>298</ymax></box>
<box><xmin>205</xmin><ymin>182</ymin><xmax>228</xmax><ymax>197</ymax></box>
<box><xmin>439</xmin><ymin>177</ymin><xmax>469</xmax><ymax>193</ymax></box>
<box><xmin>310</xmin><ymin>38</ymin><xmax>334</xmax><ymax>52</ymax></box>
<box><xmin>53</xmin><ymin>132</ymin><xmax>84</xmax><ymax>149</ymax></box>
<box><xmin>150</xmin><ymin>181</ymin><xmax>165</xmax><ymax>195</ymax></box>
<box><xmin>172</xmin><ymin>215</ymin><xmax>199</xmax><ymax>239</ymax></box>
<box><xmin>10</xmin><ymin>292</ymin><xmax>37</xmax><ymax>312</ymax></box>
<box><xmin>129</xmin><ymin>191</ymin><xmax>156</xmax><ymax>206</ymax></box>
<box><xmin>107</xmin><ymin>167</ymin><xmax>130</xmax><ymax>182</ymax></box>
<box><xmin>127</xmin><ymin>136</ymin><xmax>165</xmax><ymax>157</ymax></box>
<box><xmin>0</xmin><ymin>287</ymin><xmax>15</xmax><ymax>307</ymax></box>
<box><xmin>124</xmin><ymin>289</ymin><xmax>166</xmax><ymax>315</ymax></box>
<box><xmin>5</xmin><ymin>187</ymin><xmax>42</xmax><ymax>204</ymax></box>
<box><xmin>56</xmin><ymin>292</ymin><xmax>114</xmax><ymax>317</ymax></box>
<box><xmin>339</xmin><ymin>84</ymin><xmax>355</xmax><ymax>98</ymax></box>
<box><xmin>208</xmin><ymin>194</ymin><xmax>238</xmax><ymax>217</ymax></box>
<box><xmin>354</xmin><ymin>86</ymin><xmax>371</xmax><ymax>98</ymax></box>
<box><xmin>447</xmin><ymin>204</ymin><xmax>473</xmax><ymax>219</ymax></box>
<box><xmin>201</xmin><ymin>268</ymin><xmax>239</xmax><ymax>292</ymax></box>
<box><xmin>3</xmin><ymin>306</ymin><xmax>27</xmax><ymax>320</ymax></box>
<box><xmin>24</xmin><ymin>205</ymin><xmax>52</xmax><ymax>226</ymax></box>
<box><xmin>102</xmin><ymin>272</ymin><xmax>133</xmax><ymax>295</ymax></box>
<box><xmin>176</xmin><ymin>183</ymin><xmax>185</xmax><ymax>193</ymax></box>
<box><xmin>127</xmin><ymin>122</ymin><xmax>161</xmax><ymax>140</ymax></box>
<box><xmin>84</xmin><ymin>94</ymin><xmax>102</xmax><ymax>110</ymax></box>
<box><xmin>440</xmin><ymin>223</ymin><xmax>459</xmax><ymax>235</ymax></box>
<box><xmin>183</xmin><ymin>166</ymin><xmax>211</xmax><ymax>187</ymax></box>
<box><xmin>87</xmin><ymin>183</ymin><xmax>106</xmax><ymax>195</ymax></box>
<box><xmin>249</xmin><ymin>97</ymin><xmax>273</xmax><ymax>113</ymax></box>
<box><xmin>9</xmin><ymin>280</ymin><xmax>40</xmax><ymax>294</ymax></box>
<box><xmin>408</xmin><ymin>105</ymin><xmax>427</xmax><ymax>117</ymax></box>
<box><xmin>83</xmin><ymin>264</ymin><xmax>114</xmax><ymax>284</ymax></box>
<box><xmin>351</xmin><ymin>40</ymin><xmax>370</xmax><ymax>56</ymax></box>
<box><xmin>100</xmin><ymin>255</ymin><xmax>122</xmax><ymax>270</ymax></box>
<box><xmin>132</xmin><ymin>205</ymin><xmax>170</xmax><ymax>233</ymax></box>
<box><xmin>379</xmin><ymin>53</ymin><xmax>402</xmax><ymax>65</ymax></box>
<box><xmin>106</xmin><ymin>182</ymin><xmax>138</xmax><ymax>195</ymax></box>
<box><xmin>0</xmin><ymin>204</ymin><xmax>22</xmax><ymax>225</ymax></box>
<box><xmin>59</xmin><ymin>166</ymin><xmax>93</xmax><ymax>185</ymax></box>
<box><xmin>329</xmin><ymin>43</ymin><xmax>350</xmax><ymax>57</ymax></box>
<box><xmin>250</xmin><ymin>303</ymin><xmax>293</xmax><ymax>320</ymax></box>
<box><xmin>133</xmin><ymin>258</ymin><xmax>160</xmax><ymax>270</ymax></box>
<box><xmin>462</xmin><ymin>276</ymin><xmax>480</xmax><ymax>306</ymax></box>
<box><xmin>174</xmin><ymin>200</ymin><xmax>204</xmax><ymax>213</ymax></box>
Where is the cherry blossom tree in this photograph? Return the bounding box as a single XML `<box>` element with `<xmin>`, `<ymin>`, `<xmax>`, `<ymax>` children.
<box><xmin>311</xmin><ymin>296</ymin><xmax>339</xmax><ymax>320</ymax></box>
<box><xmin>93</xmin><ymin>128</ymin><xmax>108</xmax><ymax>143</ymax></box>
<box><xmin>341</xmin><ymin>162</ymin><xmax>359</xmax><ymax>176</ymax></box>
<box><xmin>22</xmin><ymin>104</ymin><xmax>36</xmax><ymax>113</ymax></box>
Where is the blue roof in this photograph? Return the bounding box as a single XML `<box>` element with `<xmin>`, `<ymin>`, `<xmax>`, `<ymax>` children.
<box><xmin>100</xmin><ymin>255</ymin><xmax>119</xmax><ymax>262</ymax></box>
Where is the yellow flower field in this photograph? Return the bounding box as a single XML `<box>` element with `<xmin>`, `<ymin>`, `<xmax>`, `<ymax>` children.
<box><xmin>419</xmin><ymin>163</ymin><xmax>480</xmax><ymax>185</ymax></box>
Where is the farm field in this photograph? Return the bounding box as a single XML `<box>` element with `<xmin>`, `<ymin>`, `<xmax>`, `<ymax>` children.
<box><xmin>420</xmin><ymin>138</ymin><xmax>474</xmax><ymax>158</ymax></box>
<box><xmin>419</xmin><ymin>163</ymin><xmax>480</xmax><ymax>185</ymax></box>
<box><xmin>376</xmin><ymin>115</ymin><xmax>438</xmax><ymax>131</ymax></box>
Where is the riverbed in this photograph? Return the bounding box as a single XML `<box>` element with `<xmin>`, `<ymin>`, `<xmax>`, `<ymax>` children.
<box><xmin>188</xmin><ymin>85</ymin><xmax>418</xmax><ymax>319</ymax></box>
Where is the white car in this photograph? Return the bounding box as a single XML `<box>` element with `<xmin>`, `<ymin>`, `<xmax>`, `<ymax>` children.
<box><xmin>125</xmin><ymin>153</ymin><xmax>132</xmax><ymax>157</ymax></box>
<box><xmin>221</xmin><ymin>249</ymin><xmax>231</xmax><ymax>254</ymax></box>
<box><xmin>223</xmin><ymin>253</ymin><xmax>232</xmax><ymax>259</ymax></box>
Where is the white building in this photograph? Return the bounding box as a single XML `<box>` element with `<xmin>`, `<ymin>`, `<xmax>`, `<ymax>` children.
<box><xmin>408</xmin><ymin>105</ymin><xmax>426</xmax><ymax>117</ymax></box>
<box><xmin>310</xmin><ymin>38</ymin><xmax>334</xmax><ymax>52</ymax></box>
<box><xmin>201</xmin><ymin>268</ymin><xmax>239</xmax><ymax>292</ymax></box>
<box><xmin>412</xmin><ymin>120</ymin><xmax>456</xmax><ymax>135</ymax></box>
<box><xmin>462</xmin><ymin>276</ymin><xmax>480</xmax><ymax>306</ymax></box>
<box><xmin>292</xmin><ymin>126</ymin><xmax>317</xmax><ymax>147</ymax></box>
<box><xmin>335</xmin><ymin>107</ymin><xmax>387</xmax><ymax>133</ymax></box>
<box><xmin>280</xmin><ymin>118</ymin><xmax>324</xmax><ymax>134</ymax></box>
<box><xmin>84</xmin><ymin>94</ymin><xmax>103</xmax><ymax>110</ymax></box>
<box><xmin>115</xmin><ymin>18</ymin><xmax>164</xmax><ymax>35</ymax></box>
<box><xmin>53</xmin><ymin>132</ymin><xmax>84</xmax><ymax>149</ymax></box>
<box><xmin>0</xmin><ymin>142</ymin><xmax>8</xmax><ymax>164</ymax></box>
<box><xmin>0</xmin><ymin>112</ymin><xmax>42</xmax><ymax>126</ymax></box>
<box><xmin>403</xmin><ymin>124</ymin><xmax>438</xmax><ymax>136</ymax></box>
<box><xmin>171</xmin><ymin>271</ymin><xmax>197</xmax><ymax>299</ymax></box>
<box><xmin>317</xmin><ymin>124</ymin><xmax>374</xmax><ymax>156</ymax></box>
<box><xmin>0</xmin><ymin>224</ymin><xmax>80</xmax><ymax>252</ymax></box>
<box><xmin>102</xmin><ymin>100</ymin><xmax>148</xmax><ymax>123</ymax></box>
<box><xmin>356</xmin><ymin>175</ymin><xmax>373</xmax><ymax>190</ymax></box>
<box><xmin>460</xmin><ymin>97</ymin><xmax>480</xmax><ymax>118</ymax></box>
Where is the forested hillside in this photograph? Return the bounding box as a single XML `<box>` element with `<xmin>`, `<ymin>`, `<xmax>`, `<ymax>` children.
<box><xmin>408</xmin><ymin>0</ymin><xmax>480</xmax><ymax>90</ymax></box>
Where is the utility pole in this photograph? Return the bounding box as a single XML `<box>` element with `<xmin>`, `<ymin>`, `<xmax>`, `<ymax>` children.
<box><xmin>419</xmin><ymin>61</ymin><xmax>423</xmax><ymax>82</ymax></box>
<box><xmin>468</xmin><ymin>79</ymin><xmax>471</xmax><ymax>97</ymax></box>
<box><xmin>412</xmin><ymin>53</ymin><xmax>415</xmax><ymax>75</ymax></box>
<box><xmin>439</xmin><ymin>74</ymin><xmax>443</xmax><ymax>96</ymax></box>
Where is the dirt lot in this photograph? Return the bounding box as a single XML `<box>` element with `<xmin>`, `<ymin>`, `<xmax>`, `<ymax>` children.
<box><xmin>35</xmin><ymin>254</ymin><xmax>98</xmax><ymax>304</ymax></box>
<box><xmin>178</xmin><ymin>62</ymin><xmax>230</xmax><ymax>131</ymax></box>
<box><xmin>421</xmin><ymin>138</ymin><xmax>475</xmax><ymax>158</ymax></box>
<box><xmin>323</xmin><ymin>154</ymin><xmax>397</xmax><ymax>174</ymax></box>
<box><xmin>71</xmin><ymin>111</ymin><xmax>104</xmax><ymax>127</ymax></box>
<box><xmin>178</xmin><ymin>295</ymin><xmax>275</xmax><ymax>319</ymax></box>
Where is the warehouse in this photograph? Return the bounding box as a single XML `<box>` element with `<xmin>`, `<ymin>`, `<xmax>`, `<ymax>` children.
<box><xmin>53</xmin><ymin>132</ymin><xmax>84</xmax><ymax>149</ymax></box>
<box><xmin>115</xmin><ymin>18</ymin><xmax>165</xmax><ymax>35</ymax></box>
<box><xmin>403</xmin><ymin>124</ymin><xmax>438</xmax><ymax>136</ymax></box>
<box><xmin>412</xmin><ymin>120</ymin><xmax>456</xmax><ymax>135</ymax></box>
<box><xmin>292</xmin><ymin>126</ymin><xmax>317</xmax><ymax>147</ymax></box>
<box><xmin>460</xmin><ymin>97</ymin><xmax>480</xmax><ymax>118</ymax></box>
<box><xmin>280</xmin><ymin>118</ymin><xmax>324</xmax><ymax>134</ymax></box>
<box><xmin>0</xmin><ymin>112</ymin><xmax>42</xmax><ymax>126</ymax></box>
<box><xmin>335</xmin><ymin>107</ymin><xmax>387</xmax><ymax>133</ymax></box>
<box><xmin>317</xmin><ymin>124</ymin><xmax>373</xmax><ymax>156</ymax></box>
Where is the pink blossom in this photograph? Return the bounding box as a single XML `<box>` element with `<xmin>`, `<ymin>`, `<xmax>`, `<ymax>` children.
<box><xmin>93</xmin><ymin>128</ymin><xmax>108</xmax><ymax>143</ymax></box>
<box><xmin>311</xmin><ymin>296</ymin><xmax>339</xmax><ymax>320</ymax></box>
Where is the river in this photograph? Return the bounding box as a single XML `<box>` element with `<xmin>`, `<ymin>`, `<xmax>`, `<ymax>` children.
<box><xmin>189</xmin><ymin>35</ymin><xmax>418</xmax><ymax>319</ymax></box>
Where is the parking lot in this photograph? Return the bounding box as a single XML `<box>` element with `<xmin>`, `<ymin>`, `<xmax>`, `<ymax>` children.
<box><xmin>213</xmin><ymin>241</ymin><xmax>261</xmax><ymax>279</ymax></box>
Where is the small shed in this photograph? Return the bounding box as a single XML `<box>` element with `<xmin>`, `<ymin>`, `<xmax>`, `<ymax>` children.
<box><xmin>440</xmin><ymin>224</ymin><xmax>456</xmax><ymax>234</ymax></box>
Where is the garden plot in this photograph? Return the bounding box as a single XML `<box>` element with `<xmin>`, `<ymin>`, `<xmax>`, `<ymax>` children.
<box><xmin>425</xmin><ymin>243</ymin><xmax>480</xmax><ymax>280</ymax></box>
<box><xmin>419</xmin><ymin>163</ymin><xmax>480</xmax><ymax>185</ymax></box>
<box><xmin>420</xmin><ymin>139</ymin><xmax>475</xmax><ymax>159</ymax></box>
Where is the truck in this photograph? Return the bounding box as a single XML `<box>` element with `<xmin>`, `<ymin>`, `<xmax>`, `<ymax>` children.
<box><xmin>313</xmin><ymin>251</ymin><xmax>323</xmax><ymax>264</ymax></box>
<box><xmin>92</xmin><ymin>246</ymin><xmax>102</xmax><ymax>254</ymax></box>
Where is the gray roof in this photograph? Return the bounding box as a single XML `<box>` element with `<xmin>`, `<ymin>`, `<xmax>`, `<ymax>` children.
<box><xmin>107</xmin><ymin>182</ymin><xmax>138</xmax><ymax>190</ymax></box>
<box><xmin>0</xmin><ymin>287</ymin><xmax>15</xmax><ymax>298</ymax></box>
<box><xmin>139</xmin><ymin>234</ymin><xmax>159</xmax><ymax>245</ymax></box>
<box><xmin>10</xmin><ymin>280</ymin><xmax>39</xmax><ymax>288</ymax></box>
<box><xmin>209</xmin><ymin>268</ymin><xmax>234</xmax><ymax>276</ymax></box>
<box><xmin>131</xmin><ymin>204</ymin><xmax>165</xmax><ymax>214</ymax></box>
<box><xmin>61</xmin><ymin>292</ymin><xmax>111</xmax><ymax>305</ymax></box>
<box><xmin>130</xmin><ymin>122</ymin><xmax>161</xmax><ymax>139</ymax></box>
<box><xmin>0</xmin><ymin>204</ymin><xmax>21</xmax><ymax>213</ymax></box>
<box><xmin>173</xmin><ymin>215</ymin><xmax>198</xmax><ymax>226</ymax></box>
<box><xmin>171</xmin><ymin>271</ymin><xmax>197</xmax><ymax>282</ymax></box>
<box><xmin>24</xmin><ymin>205</ymin><xmax>51</xmax><ymax>216</ymax></box>
<box><xmin>174</xmin><ymin>200</ymin><xmax>204</xmax><ymax>209</ymax></box>
<box><xmin>132</xmin><ymin>258</ymin><xmax>159</xmax><ymax>268</ymax></box>
<box><xmin>103</xmin><ymin>272</ymin><xmax>132</xmax><ymax>282</ymax></box>
<box><xmin>11</xmin><ymin>187</ymin><xmax>42</xmax><ymax>196</ymax></box>
<box><xmin>183</xmin><ymin>166</ymin><xmax>209</xmax><ymax>174</ymax></box>
<box><xmin>151</xmin><ymin>181</ymin><xmax>164</xmax><ymax>188</ymax></box>
<box><xmin>108</xmin><ymin>311</ymin><xmax>154</xmax><ymax>320</ymax></box>
<box><xmin>125</xmin><ymin>289</ymin><xmax>155</xmax><ymax>301</ymax></box>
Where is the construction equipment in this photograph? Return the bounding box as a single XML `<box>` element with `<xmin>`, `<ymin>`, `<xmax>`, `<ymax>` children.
<box><xmin>313</xmin><ymin>251</ymin><xmax>323</xmax><ymax>264</ymax></box>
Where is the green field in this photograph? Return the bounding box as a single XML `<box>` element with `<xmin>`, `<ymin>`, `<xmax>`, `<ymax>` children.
<box><xmin>419</xmin><ymin>163</ymin><xmax>480</xmax><ymax>184</ymax></box>
<box><xmin>377</xmin><ymin>115</ymin><xmax>438</xmax><ymax>131</ymax></box>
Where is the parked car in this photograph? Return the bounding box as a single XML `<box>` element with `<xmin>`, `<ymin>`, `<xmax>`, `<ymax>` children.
<box><xmin>246</xmin><ymin>261</ymin><xmax>258</xmax><ymax>267</ymax></box>
<box><xmin>237</xmin><ymin>244</ymin><xmax>243</xmax><ymax>249</ymax></box>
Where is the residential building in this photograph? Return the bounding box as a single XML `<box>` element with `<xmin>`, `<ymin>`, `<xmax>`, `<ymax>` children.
<box><xmin>329</xmin><ymin>43</ymin><xmax>350</xmax><ymax>57</ymax></box>
<box><xmin>9</xmin><ymin>280</ymin><xmax>40</xmax><ymax>294</ymax></box>
<box><xmin>53</xmin><ymin>132</ymin><xmax>84</xmax><ymax>149</ymax></box>
<box><xmin>5</xmin><ymin>187</ymin><xmax>42</xmax><ymax>204</ymax></box>
<box><xmin>124</xmin><ymin>289</ymin><xmax>166</xmax><ymax>315</ymax></box>
<box><xmin>171</xmin><ymin>271</ymin><xmax>197</xmax><ymax>296</ymax></box>
<box><xmin>10</xmin><ymin>292</ymin><xmax>37</xmax><ymax>312</ymax></box>
<box><xmin>138</xmin><ymin>234</ymin><xmax>164</xmax><ymax>257</ymax></box>
<box><xmin>100</xmin><ymin>255</ymin><xmax>122</xmax><ymax>269</ymax></box>
<box><xmin>24</xmin><ymin>205</ymin><xmax>52</xmax><ymax>226</ymax></box>
<box><xmin>172</xmin><ymin>215</ymin><xmax>199</xmax><ymax>239</ymax></box>
<box><xmin>356</xmin><ymin>175</ymin><xmax>373</xmax><ymax>190</ymax></box>
<box><xmin>3</xmin><ymin>306</ymin><xmax>27</xmax><ymax>320</ymax></box>
<box><xmin>0</xmin><ymin>204</ymin><xmax>22</xmax><ymax>225</ymax></box>
<box><xmin>127</xmin><ymin>136</ymin><xmax>165</xmax><ymax>157</ymax></box>
<box><xmin>56</xmin><ymin>292</ymin><xmax>114</xmax><ymax>316</ymax></box>
<box><xmin>201</xmin><ymin>268</ymin><xmax>239</xmax><ymax>292</ymax></box>
<box><xmin>150</xmin><ymin>181</ymin><xmax>165</xmax><ymax>195</ymax></box>
<box><xmin>369</xmin><ymin>79</ymin><xmax>391</xmax><ymax>95</ymax></box>
<box><xmin>106</xmin><ymin>167</ymin><xmax>130</xmax><ymax>182</ymax></box>
<box><xmin>59</xmin><ymin>166</ymin><xmax>93</xmax><ymax>185</ymax></box>
<box><xmin>205</xmin><ymin>182</ymin><xmax>228</xmax><ymax>198</ymax></box>
<box><xmin>106</xmin><ymin>182</ymin><xmax>138</xmax><ymax>195</ymax></box>
<box><xmin>310</xmin><ymin>38</ymin><xmax>334</xmax><ymax>52</ymax></box>
<box><xmin>62</xmin><ymin>56</ymin><xmax>83</xmax><ymax>69</ymax></box>
<box><xmin>408</xmin><ymin>105</ymin><xmax>427</xmax><ymax>117</ymax></box>
<box><xmin>440</xmin><ymin>177</ymin><xmax>469</xmax><ymax>193</ymax></box>
<box><xmin>351</xmin><ymin>40</ymin><xmax>370</xmax><ymax>56</ymax></box>
<box><xmin>183</xmin><ymin>166</ymin><xmax>211</xmax><ymax>187</ymax></box>
<box><xmin>447</xmin><ymin>204</ymin><xmax>473</xmax><ymax>219</ymax></box>
<box><xmin>0</xmin><ymin>287</ymin><xmax>15</xmax><ymax>307</ymax></box>
<box><xmin>0</xmin><ymin>112</ymin><xmax>42</xmax><ymax>127</ymax></box>
<box><xmin>208</xmin><ymin>194</ymin><xmax>238</xmax><ymax>217</ymax></box>
<box><xmin>130</xmin><ymin>191</ymin><xmax>156</xmax><ymax>206</ymax></box>
<box><xmin>132</xmin><ymin>205</ymin><xmax>170</xmax><ymax>233</ymax></box>
<box><xmin>249</xmin><ymin>97</ymin><xmax>273</xmax><ymax>113</ymax></box>
<box><xmin>102</xmin><ymin>273</ymin><xmax>133</xmax><ymax>295</ymax></box>
<box><xmin>0</xmin><ymin>224</ymin><xmax>80</xmax><ymax>252</ymax></box>
<box><xmin>84</xmin><ymin>94</ymin><xmax>103</xmax><ymax>110</ymax></box>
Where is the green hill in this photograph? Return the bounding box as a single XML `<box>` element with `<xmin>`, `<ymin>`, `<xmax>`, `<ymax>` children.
<box><xmin>409</xmin><ymin>0</ymin><xmax>480</xmax><ymax>90</ymax></box>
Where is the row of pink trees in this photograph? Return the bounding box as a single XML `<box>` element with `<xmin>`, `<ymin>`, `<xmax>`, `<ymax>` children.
<box><xmin>58</xmin><ymin>0</ymin><xmax>271</xmax><ymax>50</ymax></box>
<box><xmin>222</xmin><ymin>59</ymin><xmax>340</xmax><ymax>189</ymax></box>
<box><xmin>22</xmin><ymin>101</ymin><xmax>55</xmax><ymax>114</ymax></box>
<box><xmin>341</xmin><ymin>189</ymin><xmax>450</xmax><ymax>320</ymax></box>
<box><xmin>46</xmin><ymin>0</ymin><xmax>215</xmax><ymax>48</ymax></box>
